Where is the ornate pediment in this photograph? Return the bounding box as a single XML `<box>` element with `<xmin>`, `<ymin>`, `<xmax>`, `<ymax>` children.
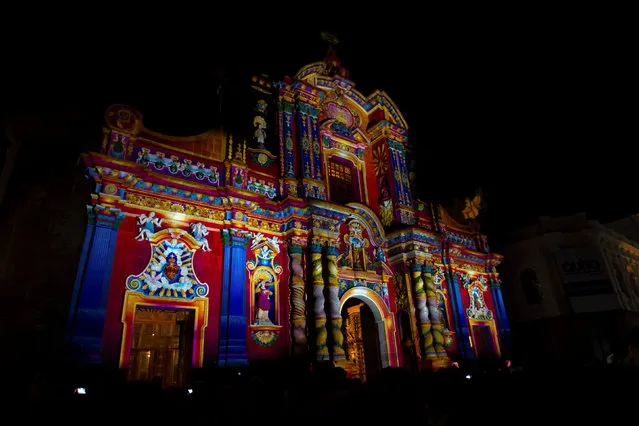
<box><xmin>126</xmin><ymin>228</ymin><xmax>209</xmax><ymax>299</ymax></box>
<box><xmin>461</xmin><ymin>273</ymin><xmax>493</xmax><ymax>321</ymax></box>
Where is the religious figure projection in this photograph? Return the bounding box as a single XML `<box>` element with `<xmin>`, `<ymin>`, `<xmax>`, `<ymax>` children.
<box><xmin>126</xmin><ymin>229</ymin><xmax>209</xmax><ymax>299</ymax></box>
<box><xmin>462</xmin><ymin>274</ymin><xmax>493</xmax><ymax>321</ymax></box>
<box><xmin>247</xmin><ymin>232</ymin><xmax>283</xmax><ymax>346</ymax></box>
<box><xmin>338</xmin><ymin>221</ymin><xmax>372</xmax><ymax>271</ymax></box>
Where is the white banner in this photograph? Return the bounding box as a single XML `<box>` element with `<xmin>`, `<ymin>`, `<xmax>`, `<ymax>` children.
<box><xmin>554</xmin><ymin>247</ymin><xmax>610</xmax><ymax>283</ymax></box>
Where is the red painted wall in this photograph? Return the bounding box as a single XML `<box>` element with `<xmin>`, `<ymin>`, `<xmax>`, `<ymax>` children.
<box><xmin>102</xmin><ymin>215</ymin><xmax>148</xmax><ymax>366</ymax></box>
<box><xmin>459</xmin><ymin>275</ymin><xmax>499</xmax><ymax>353</ymax></box>
<box><xmin>101</xmin><ymin>214</ymin><xmax>224</xmax><ymax>367</ymax></box>
<box><xmin>193</xmin><ymin>230</ymin><xmax>223</xmax><ymax>365</ymax></box>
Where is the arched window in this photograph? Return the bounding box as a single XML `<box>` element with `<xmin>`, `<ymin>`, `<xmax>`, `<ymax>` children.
<box><xmin>328</xmin><ymin>158</ymin><xmax>356</xmax><ymax>203</ymax></box>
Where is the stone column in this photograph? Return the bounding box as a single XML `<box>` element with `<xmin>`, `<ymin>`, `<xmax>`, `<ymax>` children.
<box><xmin>488</xmin><ymin>276</ymin><xmax>511</xmax><ymax>354</ymax></box>
<box><xmin>410</xmin><ymin>262</ymin><xmax>436</xmax><ymax>359</ymax></box>
<box><xmin>218</xmin><ymin>229</ymin><xmax>249</xmax><ymax>367</ymax></box>
<box><xmin>289</xmin><ymin>238</ymin><xmax>308</xmax><ymax>355</ymax></box>
<box><xmin>67</xmin><ymin>204</ymin><xmax>125</xmax><ymax>364</ymax></box>
<box><xmin>310</xmin><ymin>238</ymin><xmax>330</xmax><ymax>361</ymax></box>
<box><xmin>422</xmin><ymin>263</ymin><xmax>447</xmax><ymax>357</ymax></box>
<box><xmin>326</xmin><ymin>240</ymin><xmax>346</xmax><ymax>360</ymax></box>
<box><xmin>443</xmin><ymin>267</ymin><xmax>472</xmax><ymax>358</ymax></box>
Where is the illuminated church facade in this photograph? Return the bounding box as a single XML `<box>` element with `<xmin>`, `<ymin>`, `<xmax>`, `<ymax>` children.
<box><xmin>66</xmin><ymin>48</ymin><xmax>510</xmax><ymax>385</ymax></box>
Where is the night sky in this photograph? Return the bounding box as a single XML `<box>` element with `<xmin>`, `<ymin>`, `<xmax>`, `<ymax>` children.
<box><xmin>5</xmin><ymin>19</ymin><xmax>634</xmax><ymax>248</ymax></box>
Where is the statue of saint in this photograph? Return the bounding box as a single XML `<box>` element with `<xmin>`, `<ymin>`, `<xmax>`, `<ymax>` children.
<box><xmin>253</xmin><ymin>116</ymin><xmax>267</xmax><ymax>149</ymax></box>
<box><xmin>255</xmin><ymin>279</ymin><xmax>274</xmax><ymax>325</ymax></box>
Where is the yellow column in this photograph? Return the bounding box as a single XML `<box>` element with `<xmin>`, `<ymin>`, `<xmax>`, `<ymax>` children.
<box><xmin>289</xmin><ymin>238</ymin><xmax>307</xmax><ymax>355</ymax></box>
<box><xmin>326</xmin><ymin>240</ymin><xmax>346</xmax><ymax>360</ymax></box>
<box><xmin>422</xmin><ymin>264</ymin><xmax>447</xmax><ymax>358</ymax></box>
<box><xmin>310</xmin><ymin>238</ymin><xmax>330</xmax><ymax>361</ymax></box>
<box><xmin>411</xmin><ymin>262</ymin><xmax>436</xmax><ymax>359</ymax></box>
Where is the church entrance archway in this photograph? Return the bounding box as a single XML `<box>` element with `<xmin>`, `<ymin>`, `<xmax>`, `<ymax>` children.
<box><xmin>340</xmin><ymin>287</ymin><xmax>394</xmax><ymax>382</ymax></box>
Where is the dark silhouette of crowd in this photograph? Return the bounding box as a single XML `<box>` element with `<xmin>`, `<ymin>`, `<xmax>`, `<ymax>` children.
<box><xmin>11</xmin><ymin>327</ymin><xmax>638</xmax><ymax>423</ymax></box>
<box><xmin>19</xmin><ymin>352</ymin><xmax>639</xmax><ymax>425</ymax></box>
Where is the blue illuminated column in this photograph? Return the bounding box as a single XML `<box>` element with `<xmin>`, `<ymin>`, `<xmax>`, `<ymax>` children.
<box><xmin>488</xmin><ymin>277</ymin><xmax>511</xmax><ymax>354</ymax></box>
<box><xmin>279</xmin><ymin>100</ymin><xmax>296</xmax><ymax>179</ymax></box>
<box><xmin>386</xmin><ymin>140</ymin><xmax>414</xmax><ymax>225</ymax></box>
<box><xmin>66</xmin><ymin>204</ymin><xmax>125</xmax><ymax>364</ymax></box>
<box><xmin>218</xmin><ymin>229</ymin><xmax>249</xmax><ymax>367</ymax></box>
<box><xmin>297</xmin><ymin>103</ymin><xmax>313</xmax><ymax>179</ymax></box>
<box><xmin>444</xmin><ymin>267</ymin><xmax>474</xmax><ymax>359</ymax></box>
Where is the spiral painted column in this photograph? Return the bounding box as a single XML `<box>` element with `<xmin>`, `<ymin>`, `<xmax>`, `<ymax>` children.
<box><xmin>326</xmin><ymin>241</ymin><xmax>346</xmax><ymax>360</ymax></box>
<box><xmin>289</xmin><ymin>240</ymin><xmax>308</xmax><ymax>355</ymax></box>
<box><xmin>411</xmin><ymin>263</ymin><xmax>436</xmax><ymax>359</ymax></box>
<box><xmin>422</xmin><ymin>264</ymin><xmax>447</xmax><ymax>357</ymax></box>
<box><xmin>311</xmin><ymin>239</ymin><xmax>330</xmax><ymax>361</ymax></box>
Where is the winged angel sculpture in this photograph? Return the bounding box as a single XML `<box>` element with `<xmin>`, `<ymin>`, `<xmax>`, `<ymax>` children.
<box><xmin>462</xmin><ymin>189</ymin><xmax>483</xmax><ymax>220</ymax></box>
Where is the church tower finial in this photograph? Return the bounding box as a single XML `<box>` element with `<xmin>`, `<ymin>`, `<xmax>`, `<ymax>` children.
<box><xmin>321</xmin><ymin>31</ymin><xmax>340</xmax><ymax>46</ymax></box>
<box><xmin>321</xmin><ymin>32</ymin><xmax>349</xmax><ymax>78</ymax></box>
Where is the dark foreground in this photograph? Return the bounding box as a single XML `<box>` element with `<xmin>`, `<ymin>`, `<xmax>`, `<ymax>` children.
<box><xmin>18</xmin><ymin>363</ymin><xmax>637</xmax><ymax>424</ymax></box>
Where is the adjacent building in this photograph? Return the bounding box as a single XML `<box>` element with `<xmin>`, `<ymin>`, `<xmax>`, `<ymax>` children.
<box><xmin>499</xmin><ymin>213</ymin><xmax>639</xmax><ymax>363</ymax></box>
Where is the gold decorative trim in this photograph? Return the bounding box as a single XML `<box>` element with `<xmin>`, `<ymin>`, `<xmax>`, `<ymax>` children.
<box><xmin>125</xmin><ymin>193</ymin><xmax>225</xmax><ymax>222</ymax></box>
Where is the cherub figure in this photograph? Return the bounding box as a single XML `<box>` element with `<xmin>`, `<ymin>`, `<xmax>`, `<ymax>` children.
<box><xmin>135</xmin><ymin>212</ymin><xmax>163</xmax><ymax>241</ymax></box>
<box><xmin>190</xmin><ymin>222</ymin><xmax>211</xmax><ymax>252</ymax></box>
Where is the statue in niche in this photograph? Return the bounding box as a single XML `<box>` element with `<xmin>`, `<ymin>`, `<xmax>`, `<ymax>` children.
<box><xmin>379</xmin><ymin>176</ymin><xmax>390</xmax><ymax>200</ymax></box>
<box><xmin>135</xmin><ymin>212</ymin><xmax>163</xmax><ymax>241</ymax></box>
<box><xmin>253</xmin><ymin>116</ymin><xmax>267</xmax><ymax>149</ymax></box>
<box><xmin>470</xmin><ymin>287</ymin><xmax>483</xmax><ymax>311</ymax></box>
<box><xmin>340</xmin><ymin>221</ymin><xmax>370</xmax><ymax>271</ymax></box>
<box><xmin>254</xmin><ymin>277</ymin><xmax>274</xmax><ymax>325</ymax></box>
<box><xmin>247</xmin><ymin>232</ymin><xmax>282</xmax><ymax>328</ymax></box>
<box><xmin>378</xmin><ymin>177</ymin><xmax>393</xmax><ymax>227</ymax></box>
<box><xmin>189</xmin><ymin>222</ymin><xmax>211</xmax><ymax>252</ymax></box>
<box><xmin>110</xmin><ymin>133</ymin><xmax>124</xmax><ymax>157</ymax></box>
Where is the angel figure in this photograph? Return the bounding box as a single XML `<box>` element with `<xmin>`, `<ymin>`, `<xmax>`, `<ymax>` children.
<box><xmin>266</xmin><ymin>235</ymin><xmax>280</xmax><ymax>248</ymax></box>
<box><xmin>190</xmin><ymin>222</ymin><xmax>211</xmax><ymax>252</ymax></box>
<box><xmin>462</xmin><ymin>192</ymin><xmax>482</xmax><ymax>220</ymax></box>
<box><xmin>135</xmin><ymin>212</ymin><xmax>163</xmax><ymax>241</ymax></box>
<box><xmin>250</xmin><ymin>232</ymin><xmax>265</xmax><ymax>249</ymax></box>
